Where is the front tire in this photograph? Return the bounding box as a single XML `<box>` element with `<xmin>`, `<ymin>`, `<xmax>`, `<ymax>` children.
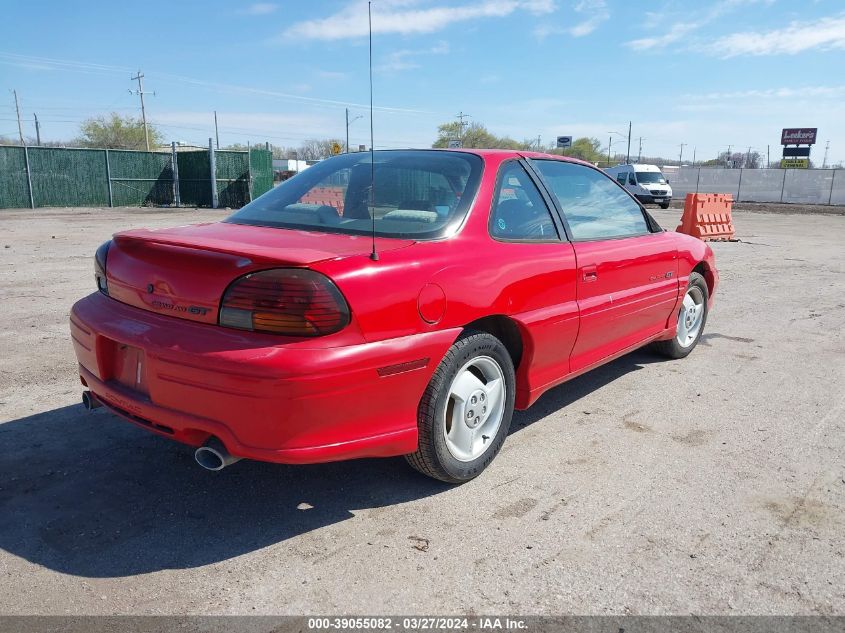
<box><xmin>653</xmin><ymin>271</ymin><xmax>708</xmax><ymax>359</ymax></box>
<box><xmin>405</xmin><ymin>331</ymin><xmax>515</xmax><ymax>483</ymax></box>
<box><xmin>660</xmin><ymin>202</ymin><xmax>670</xmax><ymax>209</ymax></box>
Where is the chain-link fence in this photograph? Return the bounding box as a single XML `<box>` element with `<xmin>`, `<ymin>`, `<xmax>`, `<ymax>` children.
<box><xmin>668</xmin><ymin>168</ymin><xmax>844</xmax><ymax>205</ymax></box>
<box><xmin>0</xmin><ymin>143</ymin><xmax>273</xmax><ymax>210</ymax></box>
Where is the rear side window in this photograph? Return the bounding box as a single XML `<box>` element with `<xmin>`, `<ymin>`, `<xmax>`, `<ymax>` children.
<box><xmin>616</xmin><ymin>172</ymin><xmax>627</xmax><ymax>184</ymax></box>
<box><xmin>490</xmin><ymin>162</ymin><xmax>558</xmax><ymax>241</ymax></box>
<box><xmin>226</xmin><ymin>150</ymin><xmax>482</xmax><ymax>240</ymax></box>
<box><xmin>533</xmin><ymin>160</ymin><xmax>649</xmax><ymax>240</ymax></box>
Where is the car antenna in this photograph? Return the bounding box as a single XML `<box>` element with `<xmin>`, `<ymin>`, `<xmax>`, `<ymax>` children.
<box><xmin>367</xmin><ymin>0</ymin><xmax>379</xmax><ymax>261</ymax></box>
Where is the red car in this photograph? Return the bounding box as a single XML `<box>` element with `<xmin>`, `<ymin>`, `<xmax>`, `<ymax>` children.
<box><xmin>70</xmin><ymin>149</ymin><xmax>717</xmax><ymax>483</ymax></box>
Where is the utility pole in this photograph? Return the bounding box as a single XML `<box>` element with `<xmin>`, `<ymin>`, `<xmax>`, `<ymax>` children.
<box><xmin>607</xmin><ymin>136</ymin><xmax>612</xmax><ymax>166</ymax></box>
<box><xmin>130</xmin><ymin>70</ymin><xmax>152</xmax><ymax>152</ymax></box>
<box><xmin>626</xmin><ymin>120</ymin><xmax>632</xmax><ymax>164</ymax></box>
<box><xmin>726</xmin><ymin>145</ymin><xmax>732</xmax><ymax>168</ymax></box>
<box><xmin>33</xmin><ymin>112</ymin><xmax>41</xmax><ymax>146</ymax></box>
<box><xmin>692</xmin><ymin>146</ymin><xmax>696</xmax><ymax>166</ymax></box>
<box><xmin>12</xmin><ymin>89</ymin><xmax>24</xmax><ymax>145</ymax></box>
<box><xmin>455</xmin><ymin>111</ymin><xmax>470</xmax><ymax>142</ymax></box>
<box><xmin>213</xmin><ymin>111</ymin><xmax>220</xmax><ymax>149</ymax></box>
<box><xmin>745</xmin><ymin>146</ymin><xmax>751</xmax><ymax>169</ymax></box>
<box><xmin>536</xmin><ymin>135</ymin><xmax>541</xmax><ymax>151</ymax></box>
<box><xmin>637</xmin><ymin>137</ymin><xmax>643</xmax><ymax>162</ymax></box>
<box><xmin>767</xmin><ymin>144</ymin><xmax>770</xmax><ymax>169</ymax></box>
<box><xmin>822</xmin><ymin>141</ymin><xmax>830</xmax><ymax>168</ymax></box>
<box><xmin>679</xmin><ymin>143</ymin><xmax>685</xmax><ymax>167</ymax></box>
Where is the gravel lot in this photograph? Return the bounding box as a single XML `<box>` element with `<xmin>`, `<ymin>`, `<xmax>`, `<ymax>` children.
<box><xmin>0</xmin><ymin>206</ymin><xmax>842</xmax><ymax>615</ymax></box>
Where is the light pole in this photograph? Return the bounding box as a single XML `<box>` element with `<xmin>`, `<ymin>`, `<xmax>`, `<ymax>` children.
<box><xmin>607</xmin><ymin>131</ymin><xmax>627</xmax><ymax>166</ymax></box>
<box><xmin>345</xmin><ymin>108</ymin><xmax>363</xmax><ymax>153</ymax></box>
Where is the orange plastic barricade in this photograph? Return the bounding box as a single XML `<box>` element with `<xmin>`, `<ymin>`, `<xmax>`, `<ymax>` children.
<box><xmin>675</xmin><ymin>193</ymin><xmax>735</xmax><ymax>241</ymax></box>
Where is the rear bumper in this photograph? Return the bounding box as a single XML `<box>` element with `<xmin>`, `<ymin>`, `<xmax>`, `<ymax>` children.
<box><xmin>70</xmin><ymin>293</ymin><xmax>458</xmax><ymax>464</ymax></box>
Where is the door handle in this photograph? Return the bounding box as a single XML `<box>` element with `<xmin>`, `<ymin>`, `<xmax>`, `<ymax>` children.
<box><xmin>581</xmin><ymin>265</ymin><xmax>598</xmax><ymax>282</ymax></box>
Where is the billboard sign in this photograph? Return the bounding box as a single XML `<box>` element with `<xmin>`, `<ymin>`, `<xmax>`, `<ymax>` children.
<box><xmin>781</xmin><ymin>128</ymin><xmax>817</xmax><ymax>145</ymax></box>
<box><xmin>556</xmin><ymin>136</ymin><xmax>572</xmax><ymax>149</ymax></box>
<box><xmin>782</xmin><ymin>147</ymin><xmax>811</xmax><ymax>157</ymax></box>
<box><xmin>447</xmin><ymin>139</ymin><xmax>462</xmax><ymax>149</ymax></box>
<box><xmin>780</xmin><ymin>158</ymin><xmax>809</xmax><ymax>169</ymax></box>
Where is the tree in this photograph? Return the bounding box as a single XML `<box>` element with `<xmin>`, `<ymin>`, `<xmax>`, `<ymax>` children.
<box><xmin>432</xmin><ymin>121</ymin><xmax>529</xmax><ymax>150</ymax></box>
<box><xmin>76</xmin><ymin>113</ymin><xmax>163</xmax><ymax>150</ymax></box>
<box><xmin>547</xmin><ymin>137</ymin><xmax>605</xmax><ymax>164</ymax></box>
<box><xmin>294</xmin><ymin>138</ymin><xmax>345</xmax><ymax>160</ymax></box>
<box><xmin>713</xmin><ymin>151</ymin><xmax>762</xmax><ymax>168</ymax></box>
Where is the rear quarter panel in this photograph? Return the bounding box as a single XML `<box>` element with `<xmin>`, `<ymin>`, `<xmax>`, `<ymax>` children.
<box><xmin>312</xmin><ymin>153</ymin><xmax>580</xmax><ymax>404</ymax></box>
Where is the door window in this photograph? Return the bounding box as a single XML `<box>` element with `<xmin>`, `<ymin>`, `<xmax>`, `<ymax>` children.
<box><xmin>533</xmin><ymin>160</ymin><xmax>650</xmax><ymax>240</ymax></box>
<box><xmin>490</xmin><ymin>162</ymin><xmax>559</xmax><ymax>241</ymax></box>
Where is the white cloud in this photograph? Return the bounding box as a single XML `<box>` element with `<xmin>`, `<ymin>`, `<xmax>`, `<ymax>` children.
<box><xmin>625</xmin><ymin>0</ymin><xmax>775</xmax><ymax>51</ymax></box>
<box><xmin>627</xmin><ymin>22</ymin><xmax>698</xmax><ymax>50</ymax></box>
<box><xmin>283</xmin><ymin>0</ymin><xmax>556</xmax><ymax>41</ymax></box>
<box><xmin>569</xmin><ymin>0</ymin><xmax>608</xmax><ymax>37</ymax></box>
<box><xmin>243</xmin><ymin>3</ymin><xmax>278</xmax><ymax>15</ymax></box>
<box><xmin>707</xmin><ymin>13</ymin><xmax>845</xmax><ymax>57</ymax></box>
<box><xmin>377</xmin><ymin>41</ymin><xmax>450</xmax><ymax>72</ymax></box>
<box><xmin>674</xmin><ymin>85</ymin><xmax>845</xmax><ymax>115</ymax></box>
<box><xmin>687</xmin><ymin>85</ymin><xmax>845</xmax><ymax>101</ymax></box>
<box><xmin>534</xmin><ymin>0</ymin><xmax>607</xmax><ymax>40</ymax></box>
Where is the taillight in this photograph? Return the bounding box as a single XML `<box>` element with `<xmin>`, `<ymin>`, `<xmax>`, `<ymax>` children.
<box><xmin>94</xmin><ymin>240</ymin><xmax>111</xmax><ymax>295</ymax></box>
<box><xmin>219</xmin><ymin>268</ymin><xmax>350</xmax><ymax>336</ymax></box>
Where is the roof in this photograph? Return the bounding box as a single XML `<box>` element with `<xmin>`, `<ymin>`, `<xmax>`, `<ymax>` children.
<box><xmin>440</xmin><ymin>147</ymin><xmax>594</xmax><ymax>167</ymax></box>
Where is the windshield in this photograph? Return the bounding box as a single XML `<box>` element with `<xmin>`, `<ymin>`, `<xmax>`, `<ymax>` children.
<box><xmin>226</xmin><ymin>150</ymin><xmax>483</xmax><ymax>239</ymax></box>
<box><xmin>635</xmin><ymin>171</ymin><xmax>666</xmax><ymax>184</ymax></box>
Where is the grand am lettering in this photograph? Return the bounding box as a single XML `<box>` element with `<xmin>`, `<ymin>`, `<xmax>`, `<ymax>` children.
<box><xmin>150</xmin><ymin>300</ymin><xmax>209</xmax><ymax>316</ymax></box>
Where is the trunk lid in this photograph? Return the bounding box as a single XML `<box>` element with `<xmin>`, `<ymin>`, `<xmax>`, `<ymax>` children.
<box><xmin>105</xmin><ymin>222</ymin><xmax>412</xmax><ymax>324</ymax></box>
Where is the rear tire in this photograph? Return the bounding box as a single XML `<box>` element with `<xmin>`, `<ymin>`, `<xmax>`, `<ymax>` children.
<box><xmin>653</xmin><ymin>271</ymin><xmax>708</xmax><ymax>359</ymax></box>
<box><xmin>405</xmin><ymin>331</ymin><xmax>515</xmax><ymax>483</ymax></box>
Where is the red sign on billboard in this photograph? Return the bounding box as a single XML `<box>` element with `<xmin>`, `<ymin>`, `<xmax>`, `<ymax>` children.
<box><xmin>781</xmin><ymin>128</ymin><xmax>817</xmax><ymax>145</ymax></box>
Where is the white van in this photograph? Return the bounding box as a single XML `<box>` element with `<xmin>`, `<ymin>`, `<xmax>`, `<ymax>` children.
<box><xmin>605</xmin><ymin>164</ymin><xmax>672</xmax><ymax>209</ymax></box>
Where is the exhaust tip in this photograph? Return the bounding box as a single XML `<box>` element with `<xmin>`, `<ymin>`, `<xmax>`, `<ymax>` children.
<box><xmin>194</xmin><ymin>437</ymin><xmax>241</xmax><ymax>471</ymax></box>
<box><xmin>195</xmin><ymin>446</ymin><xmax>226</xmax><ymax>471</ymax></box>
<box><xmin>82</xmin><ymin>390</ymin><xmax>101</xmax><ymax>410</ymax></box>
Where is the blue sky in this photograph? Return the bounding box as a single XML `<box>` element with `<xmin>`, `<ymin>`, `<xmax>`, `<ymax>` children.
<box><xmin>1</xmin><ymin>0</ymin><xmax>844</xmax><ymax>164</ymax></box>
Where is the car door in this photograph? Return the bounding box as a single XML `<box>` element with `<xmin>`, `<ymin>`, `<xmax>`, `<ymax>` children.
<box><xmin>486</xmin><ymin>160</ymin><xmax>580</xmax><ymax>398</ymax></box>
<box><xmin>528</xmin><ymin>159</ymin><xmax>679</xmax><ymax>373</ymax></box>
<box><xmin>627</xmin><ymin>170</ymin><xmax>640</xmax><ymax>196</ymax></box>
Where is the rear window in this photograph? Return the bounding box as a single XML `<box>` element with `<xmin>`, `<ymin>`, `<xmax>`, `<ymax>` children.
<box><xmin>226</xmin><ymin>150</ymin><xmax>483</xmax><ymax>239</ymax></box>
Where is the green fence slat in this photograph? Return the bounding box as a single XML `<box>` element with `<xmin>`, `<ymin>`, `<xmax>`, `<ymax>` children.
<box><xmin>250</xmin><ymin>148</ymin><xmax>273</xmax><ymax>199</ymax></box>
<box><xmin>0</xmin><ymin>146</ymin><xmax>30</xmax><ymax>208</ymax></box>
<box><xmin>29</xmin><ymin>147</ymin><xmax>110</xmax><ymax>207</ymax></box>
<box><xmin>0</xmin><ymin>144</ymin><xmax>271</xmax><ymax>210</ymax></box>
<box><xmin>176</xmin><ymin>150</ymin><xmax>212</xmax><ymax>207</ymax></box>
<box><xmin>108</xmin><ymin>150</ymin><xmax>174</xmax><ymax>207</ymax></box>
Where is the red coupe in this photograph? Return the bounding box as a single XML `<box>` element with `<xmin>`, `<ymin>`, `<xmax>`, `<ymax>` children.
<box><xmin>70</xmin><ymin>149</ymin><xmax>718</xmax><ymax>483</ymax></box>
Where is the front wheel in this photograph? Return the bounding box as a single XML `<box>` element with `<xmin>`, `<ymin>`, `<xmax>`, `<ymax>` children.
<box><xmin>653</xmin><ymin>271</ymin><xmax>708</xmax><ymax>359</ymax></box>
<box><xmin>405</xmin><ymin>331</ymin><xmax>515</xmax><ymax>483</ymax></box>
<box><xmin>659</xmin><ymin>202</ymin><xmax>671</xmax><ymax>209</ymax></box>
